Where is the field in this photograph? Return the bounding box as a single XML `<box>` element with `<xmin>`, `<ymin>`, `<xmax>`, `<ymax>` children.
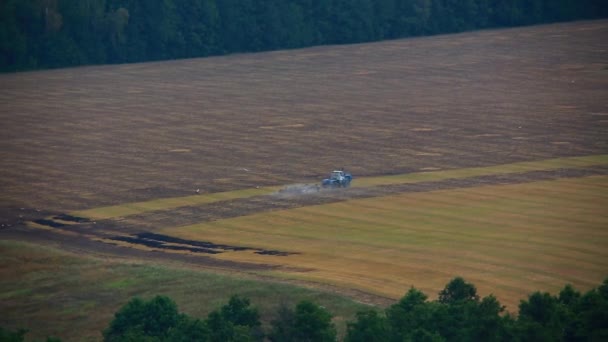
<box><xmin>164</xmin><ymin>174</ymin><xmax>608</xmax><ymax>310</ymax></box>
<box><xmin>0</xmin><ymin>240</ymin><xmax>368</xmax><ymax>341</ymax></box>
<box><xmin>1</xmin><ymin>20</ymin><xmax>608</xmax><ymax>340</ymax></box>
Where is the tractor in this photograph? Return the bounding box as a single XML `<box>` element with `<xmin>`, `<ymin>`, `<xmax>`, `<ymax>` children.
<box><xmin>322</xmin><ymin>170</ymin><xmax>353</xmax><ymax>188</ymax></box>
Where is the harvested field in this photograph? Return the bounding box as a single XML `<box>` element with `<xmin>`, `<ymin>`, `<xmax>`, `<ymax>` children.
<box><xmin>163</xmin><ymin>175</ymin><xmax>608</xmax><ymax>310</ymax></box>
<box><xmin>1</xmin><ymin>19</ymin><xmax>608</xmax><ymax>325</ymax></box>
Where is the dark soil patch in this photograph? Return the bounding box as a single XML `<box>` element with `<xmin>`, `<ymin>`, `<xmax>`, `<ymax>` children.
<box><xmin>110</xmin><ymin>235</ymin><xmax>222</xmax><ymax>254</ymax></box>
<box><xmin>137</xmin><ymin>232</ymin><xmax>249</xmax><ymax>251</ymax></box>
<box><xmin>0</xmin><ymin>226</ymin><xmax>281</xmax><ymax>272</ymax></box>
<box><xmin>108</xmin><ymin>232</ymin><xmax>296</xmax><ymax>256</ymax></box>
<box><xmin>0</xmin><ymin>206</ymin><xmax>54</xmax><ymax>229</ymax></box>
<box><xmin>53</xmin><ymin>214</ymin><xmax>90</xmax><ymax>223</ymax></box>
<box><xmin>255</xmin><ymin>250</ymin><xmax>297</xmax><ymax>256</ymax></box>
<box><xmin>33</xmin><ymin>219</ymin><xmax>65</xmax><ymax>228</ymax></box>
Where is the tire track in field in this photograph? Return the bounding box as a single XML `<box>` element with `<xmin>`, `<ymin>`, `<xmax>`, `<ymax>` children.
<box><xmin>79</xmin><ymin>165</ymin><xmax>608</xmax><ymax>234</ymax></box>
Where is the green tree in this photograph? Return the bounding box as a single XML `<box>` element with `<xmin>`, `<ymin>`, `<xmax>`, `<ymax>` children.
<box><xmin>0</xmin><ymin>327</ymin><xmax>27</xmax><ymax>342</ymax></box>
<box><xmin>167</xmin><ymin>316</ymin><xmax>209</xmax><ymax>341</ymax></box>
<box><xmin>393</xmin><ymin>0</ymin><xmax>432</xmax><ymax>37</ymax></box>
<box><xmin>217</xmin><ymin>0</ymin><xmax>262</xmax><ymax>52</ymax></box>
<box><xmin>0</xmin><ymin>0</ymin><xmax>30</xmax><ymax>70</ymax></box>
<box><xmin>206</xmin><ymin>311</ymin><xmax>241</xmax><ymax>342</ymax></box>
<box><xmin>384</xmin><ymin>280</ymin><xmax>516</xmax><ymax>341</ymax></box>
<box><xmin>2</xmin><ymin>0</ymin><xmax>608</xmax><ymax>72</ymax></box>
<box><xmin>268</xmin><ymin>303</ymin><xmax>296</xmax><ymax>342</ymax></box>
<box><xmin>344</xmin><ymin>310</ymin><xmax>389</xmax><ymax>342</ymax></box>
<box><xmin>56</xmin><ymin>0</ymin><xmax>108</xmax><ymax>65</ymax></box>
<box><xmin>517</xmin><ymin>291</ymin><xmax>568</xmax><ymax>341</ymax></box>
<box><xmin>385</xmin><ymin>287</ymin><xmax>434</xmax><ymax>341</ymax></box>
<box><xmin>471</xmin><ymin>295</ymin><xmax>513</xmax><ymax>341</ymax></box>
<box><xmin>409</xmin><ymin>328</ymin><xmax>445</xmax><ymax>342</ymax></box>
<box><xmin>438</xmin><ymin>277</ymin><xmax>479</xmax><ymax>304</ymax></box>
<box><xmin>103</xmin><ymin>295</ymin><xmax>182</xmax><ymax>341</ymax></box>
<box><xmin>292</xmin><ymin>300</ymin><xmax>337</xmax><ymax>342</ymax></box>
<box><xmin>371</xmin><ymin>0</ymin><xmax>397</xmax><ymax>39</ymax></box>
<box><xmin>569</xmin><ymin>279</ymin><xmax>608</xmax><ymax>341</ymax></box>
<box><xmin>173</xmin><ymin>0</ymin><xmax>220</xmax><ymax>58</ymax></box>
<box><xmin>220</xmin><ymin>296</ymin><xmax>261</xmax><ymax>329</ymax></box>
<box><xmin>207</xmin><ymin>295</ymin><xmax>262</xmax><ymax>342</ymax></box>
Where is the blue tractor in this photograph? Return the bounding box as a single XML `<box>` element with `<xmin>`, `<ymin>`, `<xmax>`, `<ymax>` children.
<box><xmin>322</xmin><ymin>170</ymin><xmax>353</xmax><ymax>188</ymax></box>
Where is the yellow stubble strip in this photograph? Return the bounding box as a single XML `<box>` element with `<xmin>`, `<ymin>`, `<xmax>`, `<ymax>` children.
<box><xmin>72</xmin><ymin>187</ymin><xmax>281</xmax><ymax>220</ymax></box>
<box><xmin>353</xmin><ymin>154</ymin><xmax>608</xmax><ymax>187</ymax></box>
<box><xmin>72</xmin><ymin>154</ymin><xmax>608</xmax><ymax>220</ymax></box>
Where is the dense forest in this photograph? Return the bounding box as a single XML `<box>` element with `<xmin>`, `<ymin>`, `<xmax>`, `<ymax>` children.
<box><xmin>1</xmin><ymin>0</ymin><xmax>608</xmax><ymax>72</ymax></box>
<box><xmin>3</xmin><ymin>277</ymin><xmax>608</xmax><ymax>341</ymax></box>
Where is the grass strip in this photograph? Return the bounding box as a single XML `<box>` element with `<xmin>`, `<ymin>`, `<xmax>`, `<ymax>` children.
<box><xmin>353</xmin><ymin>154</ymin><xmax>608</xmax><ymax>187</ymax></box>
<box><xmin>73</xmin><ymin>186</ymin><xmax>281</xmax><ymax>220</ymax></box>
<box><xmin>72</xmin><ymin>154</ymin><xmax>608</xmax><ymax>220</ymax></box>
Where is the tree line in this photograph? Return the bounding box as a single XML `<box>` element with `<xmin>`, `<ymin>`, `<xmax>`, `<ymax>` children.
<box><xmin>5</xmin><ymin>276</ymin><xmax>607</xmax><ymax>341</ymax></box>
<box><xmin>1</xmin><ymin>0</ymin><xmax>608</xmax><ymax>72</ymax></box>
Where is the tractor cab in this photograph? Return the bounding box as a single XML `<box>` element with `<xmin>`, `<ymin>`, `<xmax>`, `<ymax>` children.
<box><xmin>322</xmin><ymin>170</ymin><xmax>352</xmax><ymax>188</ymax></box>
<box><xmin>331</xmin><ymin>170</ymin><xmax>345</xmax><ymax>181</ymax></box>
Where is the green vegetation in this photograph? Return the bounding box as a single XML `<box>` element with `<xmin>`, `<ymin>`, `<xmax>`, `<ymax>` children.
<box><xmin>0</xmin><ymin>240</ymin><xmax>368</xmax><ymax>341</ymax></box>
<box><xmin>103</xmin><ymin>295</ymin><xmax>208</xmax><ymax>341</ymax></box>
<box><xmin>72</xmin><ymin>186</ymin><xmax>280</xmax><ymax>220</ymax></box>
<box><xmin>102</xmin><ymin>294</ymin><xmax>337</xmax><ymax>342</ymax></box>
<box><xmin>270</xmin><ymin>300</ymin><xmax>337</xmax><ymax>342</ymax></box>
<box><xmin>0</xmin><ymin>327</ymin><xmax>61</xmax><ymax>342</ymax></box>
<box><xmin>0</xmin><ymin>328</ymin><xmax>28</xmax><ymax>342</ymax></box>
<box><xmin>346</xmin><ymin>277</ymin><xmax>608</xmax><ymax>341</ymax></box>
<box><xmin>2</xmin><ymin>0</ymin><xmax>607</xmax><ymax>72</ymax></box>
<box><xmin>23</xmin><ymin>276</ymin><xmax>604</xmax><ymax>341</ymax></box>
